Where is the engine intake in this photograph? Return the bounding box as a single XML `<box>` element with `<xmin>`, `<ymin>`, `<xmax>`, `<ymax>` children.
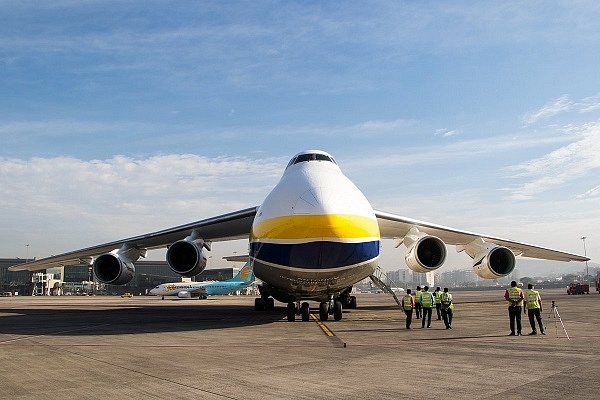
<box><xmin>93</xmin><ymin>253</ymin><xmax>135</xmax><ymax>285</ymax></box>
<box><xmin>404</xmin><ymin>233</ymin><xmax>447</xmax><ymax>273</ymax></box>
<box><xmin>166</xmin><ymin>239</ymin><xmax>207</xmax><ymax>277</ymax></box>
<box><xmin>472</xmin><ymin>245</ymin><xmax>515</xmax><ymax>279</ymax></box>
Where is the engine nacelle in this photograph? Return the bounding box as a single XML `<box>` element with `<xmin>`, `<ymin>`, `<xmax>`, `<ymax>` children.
<box><xmin>472</xmin><ymin>245</ymin><xmax>516</xmax><ymax>279</ymax></box>
<box><xmin>93</xmin><ymin>253</ymin><xmax>135</xmax><ymax>285</ymax></box>
<box><xmin>177</xmin><ymin>291</ymin><xmax>192</xmax><ymax>299</ymax></box>
<box><xmin>404</xmin><ymin>234</ymin><xmax>447</xmax><ymax>273</ymax></box>
<box><xmin>166</xmin><ymin>239</ymin><xmax>207</xmax><ymax>277</ymax></box>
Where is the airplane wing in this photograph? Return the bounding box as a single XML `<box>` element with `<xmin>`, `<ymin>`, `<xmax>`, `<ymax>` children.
<box><xmin>189</xmin><ymin>286</ymin><xmax>208</xmax><ymax>296</ymax></box>
<box><xmin>375</xmin><ymin>210</ymin><xmax>588</xmax><ymax>262</ymax></box>
<box><xmin>9</xmin><ymin>206</ymin><xmax>258</xmax><ymax>272</ymax></box>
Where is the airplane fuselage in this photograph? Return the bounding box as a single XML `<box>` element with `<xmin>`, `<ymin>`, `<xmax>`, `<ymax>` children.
<box><xmin>250</xmin><ymin>151</ymin><xmax>380</xmax><ymax>303</ymax></box>
<box><xmin>150</xmin><ymin>265</ymin><xmax>254</xmax><ymax>298</ymax></box>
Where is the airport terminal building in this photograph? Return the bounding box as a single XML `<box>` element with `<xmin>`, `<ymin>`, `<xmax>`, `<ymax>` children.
<box><xmin>0</xmin><ymin>258</ymin><xmax>240</xmax><ymax>296</ymax></box>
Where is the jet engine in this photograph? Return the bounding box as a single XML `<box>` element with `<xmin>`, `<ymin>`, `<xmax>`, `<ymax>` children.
<box><xmin>93</xmin><ymin>253</ymin><xmax>135</xmax><ymax>285</ymax></box>
<box><xmin>166</xmin><ymin>238</ymin><xmax>208</xmax><ymax>277</ymax></box>
<box><xmin>402</xmin><ymin>228</ymin><xmax>447</xmax><ymax>273</ymax></box>
<box><xmin>177</xmin><ymin>291</ymin><xmax>192</xmax><ymax>298</ymax></box>
<box><xmin>472</xmin><ymin>245</ymin><xmax>515</xmax><ymax>279</ymax></box>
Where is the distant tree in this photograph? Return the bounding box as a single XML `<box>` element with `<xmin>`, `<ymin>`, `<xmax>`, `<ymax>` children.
<box><xmin>520</xmin><ymin>277</ymin><xmax>534</xmax><ymax>286</ymax></box>
<box><xmin>563</xmin><ymin>273</ymin><xmax>579</xmax><ymax>283</ymax></box>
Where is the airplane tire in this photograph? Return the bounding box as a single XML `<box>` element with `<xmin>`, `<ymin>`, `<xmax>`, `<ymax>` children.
<box><xmin>254</xmin><ymin>298</ymin><xmax>264</xmax><ymax>311</ymax></box>
<box><xmin>319</xmin><ymin>302</ymin><xmax>328</xmax><ymax>321</ymax></box>
<box><xmin>266</xmin><ymin>297</ymin><xmax>275</xmax><ymax>311</ymax></box>
<box><xmin>333</xmin><ymin>301</ymin><xmax>343</xmax><ymax>321</ymax></box>
<box><xmin>301</xmin><ymin>302</ymin><xmax>310</xmax><ymax>321</ymax></box>
<box><xmin>349</xmin><ymin>296</ymin><xmax>357</xmax><ymax>309</ymax></box>
<box><xmin>287</xmin><ymin>302</ymin><xmax>296</xmax><ymax>322</ymax></box>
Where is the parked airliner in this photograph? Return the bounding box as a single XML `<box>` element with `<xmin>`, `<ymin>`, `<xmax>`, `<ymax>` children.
<box><xmin>149</xmin><ymin>263</ymin><xmax>254</xmax><ymax>299</ymax></box>
<box><xmin>10</xmin><ymin>150</ymin><xmax>588</xmax><ymax>322</ymax></box>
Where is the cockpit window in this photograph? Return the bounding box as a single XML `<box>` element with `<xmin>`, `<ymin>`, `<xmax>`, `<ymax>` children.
<box><xmin>286</xmin><ymin>153</ymin><xmax>336</xmax><ymax>168</ymax></box>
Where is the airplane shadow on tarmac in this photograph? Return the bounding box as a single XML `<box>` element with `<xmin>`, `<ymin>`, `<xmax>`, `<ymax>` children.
<box><xmin>0</xmin><ymin>302</ymin><xmax>284</xmax><ymax>337</ymax></box>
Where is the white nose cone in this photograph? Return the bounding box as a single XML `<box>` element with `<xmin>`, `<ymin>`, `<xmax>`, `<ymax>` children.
<box><xmin>251</xmin><ymin>151</ymin><xmax>380</xmax><ymax>268</ymax></box>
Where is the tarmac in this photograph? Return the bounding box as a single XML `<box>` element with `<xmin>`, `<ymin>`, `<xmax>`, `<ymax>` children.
<box><xmin>1</xmin><ymin>287</ymin><xmax>599</xmax><ymax>399</ymax></box>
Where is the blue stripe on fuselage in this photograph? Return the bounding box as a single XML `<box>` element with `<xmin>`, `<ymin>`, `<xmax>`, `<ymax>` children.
<box><xmin>250</xmin><ymin>240</ymin><xmax>380</xmax><ymax>269</ymax></box>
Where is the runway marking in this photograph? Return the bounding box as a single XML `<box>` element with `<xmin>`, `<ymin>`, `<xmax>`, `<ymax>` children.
<box><xmin>310</xmin><ymin>313</ymin><xmax>346</xmax><ymax>347</ymax></box>
<box><xmin>311</xmin><ymin>313</ymin><xmax>334</xmax><ymax>336</ymax></box>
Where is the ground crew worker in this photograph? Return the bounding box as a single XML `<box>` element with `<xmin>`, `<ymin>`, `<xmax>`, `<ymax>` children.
<box><xmin>420</xmin><ymin>285</ymin><xmax>434</xmax><ymax>328</ymax></box>
<box><xmin>401</xmin><ymin>289</ymin><xmax>415</xmax><ymax>329</ymax></box>
<box><xmin>414</xmin><ymin>286</ymin><xmax>422</xmax><ymax>319</ymax></box>
<box><xmin>434</xmin><ymin>286</ymin><xmax>442</xmax><ymax>320</ymax></box>
<box><xmin>524</xmin><ymin>283</ymin><xmax>545</xmax><ymax>335</ymax></box>
<box><xmin>440</xmin><ymin>287</ymin><xmax>453</xmax><ymax>329</ymax></box>
<box><xmin>504</xmin><ymin>280</ymin><xmax>524</xmax><ymax>336</ymax></box>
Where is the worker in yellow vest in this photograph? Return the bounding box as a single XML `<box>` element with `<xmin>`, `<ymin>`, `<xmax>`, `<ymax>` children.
<box><xmin>420</xmin><ymin>285</ymin><xmax>435</xmax><ymax>328</ymax></box>
<box><xmin>524</xmin><ymin>283</ymin><xmax>545</xmax><ymax>335</ymax></box>
<box><xmin>504</xmin><ymin>280</ymin><xmax>524</xmax><ymax>336</ymax></box>
<box><xmin>414</xmin><ymin>286</ymin><xmax>422</xmax><ymax>319</ymax></box>
<box><xmin>434</xmin><ymin>286</ymin><xmax>443</xmax><ymax>320</ymax></box>
<box><xmin>440</xmin><ymin>287</ymin><xmax>454</xmax><ymax>329</ymax></box>
<box><xmin>401</xmin><ymin>289</ymin><xmax>415</xmax><ymax>329</ymax></box>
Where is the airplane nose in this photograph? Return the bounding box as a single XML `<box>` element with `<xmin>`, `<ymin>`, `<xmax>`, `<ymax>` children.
<box><xmin>293</xmin><ymin>186</ymin><xmax>340</xmax><ymax>214</ymax></box>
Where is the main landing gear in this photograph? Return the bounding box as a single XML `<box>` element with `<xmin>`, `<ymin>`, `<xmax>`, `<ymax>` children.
<box><xmin>286</xmin><ymin>301</ymin><xmax>311</xmax><ymax>322</ymax></box>
<box><xmin>254</xmin><ymin>296</ymin><xmax>274</xmax><ymax>311</ymax></box>
<box><xmin>318</xmin><ymin>300</ymin><xmax>343</xmax><ymax>321</ymax></box>
<box><xmin>285</xmin><ymin>300</ymin><xmax>338</xmax><ymax>322</ymax></box>
<box><xmin>255</xmin><ymin>293</ymin><xmax>357</xmax><ymax>322</ymax></box>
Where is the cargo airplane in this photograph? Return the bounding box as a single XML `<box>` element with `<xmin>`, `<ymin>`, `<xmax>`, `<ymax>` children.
<box><xmin>10</xmin><ymin>150</ymin><xmax>589</xmax><ymax>322</ymax></box>
<box><xmin>149</xmin><ymin>263</ymin><xmax>254</xmax><ymax>299</ymax></box>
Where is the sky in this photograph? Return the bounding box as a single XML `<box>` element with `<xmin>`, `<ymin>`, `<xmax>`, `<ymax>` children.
<box><xmin>1</xmin><ymin>1</ymin><xmax>599</xmax><ymax>278</ymax></box>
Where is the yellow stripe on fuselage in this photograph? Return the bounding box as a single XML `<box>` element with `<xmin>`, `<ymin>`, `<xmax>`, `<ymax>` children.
<box><xmin>251</xmin><ymin>214</ymin><xmax>380</xmax><ymax>241</ymax></box>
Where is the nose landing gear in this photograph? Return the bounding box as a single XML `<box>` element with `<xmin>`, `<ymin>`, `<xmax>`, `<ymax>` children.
<box><xmin>287</xmin><ymin>301</ymin><xmax>312</xmax><ymax>321</ymax></box>
<box><xmin>286</xmin><ymin>292</ymin><xmax>353</xmax><ymax>322</ymax></box>
<box><xmin>318</xmin><ymin>298</ymin><xmax>343</xmax><ymax>321</ymax></box>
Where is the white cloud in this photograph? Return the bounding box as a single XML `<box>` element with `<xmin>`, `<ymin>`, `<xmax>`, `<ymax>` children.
<box><xmin>0</xmin><ymin>154</ymin><xmax>282</xmax><ymax>256</ymax></box>
<box><xmin>434</xmin><ymin>128</ymin><xmax>458</xmax><ymax>137</ymax></box>
<box><xmin>504</xmin><ymin>122</ymin><xmax>600</xmax><ymax>199</ymax></box>
<box><xmin>578</xmin><ymin>93</ymin><xmax>600</xmax><ymax>113</ymax></box>
<box><xmin>522</xmin><ymin>92</ymin><xmax>600</xmax><ymax>126</ymax></box>
<box><xmin>346</xmin><ymin>130</ymin><xmax>573</xmax><ymax>171</ymax></box>
<box><xmin>522</xmin><ymin>95</ymin><xmax>573</xmax><ymax>126</ymax></box>
<box><xmin>576</xmin><ymin>184</ymin><xmax>600</xmax><ymax>199</ymax></box>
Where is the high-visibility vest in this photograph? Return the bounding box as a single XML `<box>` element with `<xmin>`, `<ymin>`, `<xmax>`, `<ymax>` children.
<box><xmin>440</xmin><ymin>292</ymin><xmax>453</xmax><ymax>309</ymax></box>
<box><xmin>526</xmin><ymin>289</ymin><xmax>541</xmax><ymax>309</ymax></box>
<box><xmin>507</xmin><ymin>287</ymin><xmax>524</xmax><ymax>306</ymax></box>
<box><xmin>434</xmin><ymin>290</ymin><xmax>442</xmax><ymax>304</ymax></box>
<box><xmin>415</xmin><ymin>290</ymin><xmax>422</xmax><ymax>304</ymax></box>
<box><xmin>402</xmin><ymin>294</ymin><xmax>413</xmax><ymax>310</ymax></box>
<box><xmin>421</xmin><ymin>291</ymin><xmax>434</xmax><ymax>307</ymax></box>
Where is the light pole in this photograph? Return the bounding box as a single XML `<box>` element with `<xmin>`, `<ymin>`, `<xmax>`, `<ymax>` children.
<box><xmin>581</xmin><ymin>237</ymin><xmax>589</xmax><ymax>287</ymax></box>
<box><xmin>25</xmin><ymin>244</ymin><xmax>30</xmax><ymax>262</ymax></box>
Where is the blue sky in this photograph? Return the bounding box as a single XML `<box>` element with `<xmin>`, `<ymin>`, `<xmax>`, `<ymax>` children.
<box><xmin>1</xmin><ymin>1</ymin><xmax>599</xmax><ymax>277</ymax></box>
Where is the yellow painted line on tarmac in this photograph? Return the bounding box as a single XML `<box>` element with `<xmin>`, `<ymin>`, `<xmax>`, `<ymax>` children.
<box><xmin>311</xmin><ymin>313</ymin><xmax>335</xmax><ymax>336</ymax></box>
<box><xmin>310</xmin><ymin>314</ymin><xmax>347</xmax><ymax>347</ymax></box>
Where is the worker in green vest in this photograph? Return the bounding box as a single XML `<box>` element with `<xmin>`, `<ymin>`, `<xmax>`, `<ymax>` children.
<box><xmin>434</xmin><ymin>286</ymin><xmax>443</xmax><ymax>320</ymax></box>
<box><xmin>504</xmin><ymin>280</ymin><xmax>524</xmax><ymax>336</ymax></box>
<box><xmin>440</xmin><ymin>287</ymin><xmax>454</xmax><ymax>329</ymax></box>
<box><xmin>401</xmin><ymin>289</ymin><xmax>415</xmax><ymax>329</ymax></box>
<box><xmin>524</xmin><ymin>283</ymin><xmax>545</xmax><ymax>335</ymax></box>
<box><xmin>414</xmin><ymin>286</ymin><xmax>422</xmax><ymax>319</ymax></box>
<box><xmin>420</xmin><ymin>285</ymin><xmax>435</xmax><ymax>328</ymax></box>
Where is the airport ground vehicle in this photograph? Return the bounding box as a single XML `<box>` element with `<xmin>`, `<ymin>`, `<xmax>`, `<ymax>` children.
<box><xmin>121</xmin><ymin>292</ymin><xmax>133</xmax><ymax>298</ymax></box>
<box><xmin>566</xmin><ymin>283</ymin><xmax>589</xmax><ymax>295</ymax></box>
